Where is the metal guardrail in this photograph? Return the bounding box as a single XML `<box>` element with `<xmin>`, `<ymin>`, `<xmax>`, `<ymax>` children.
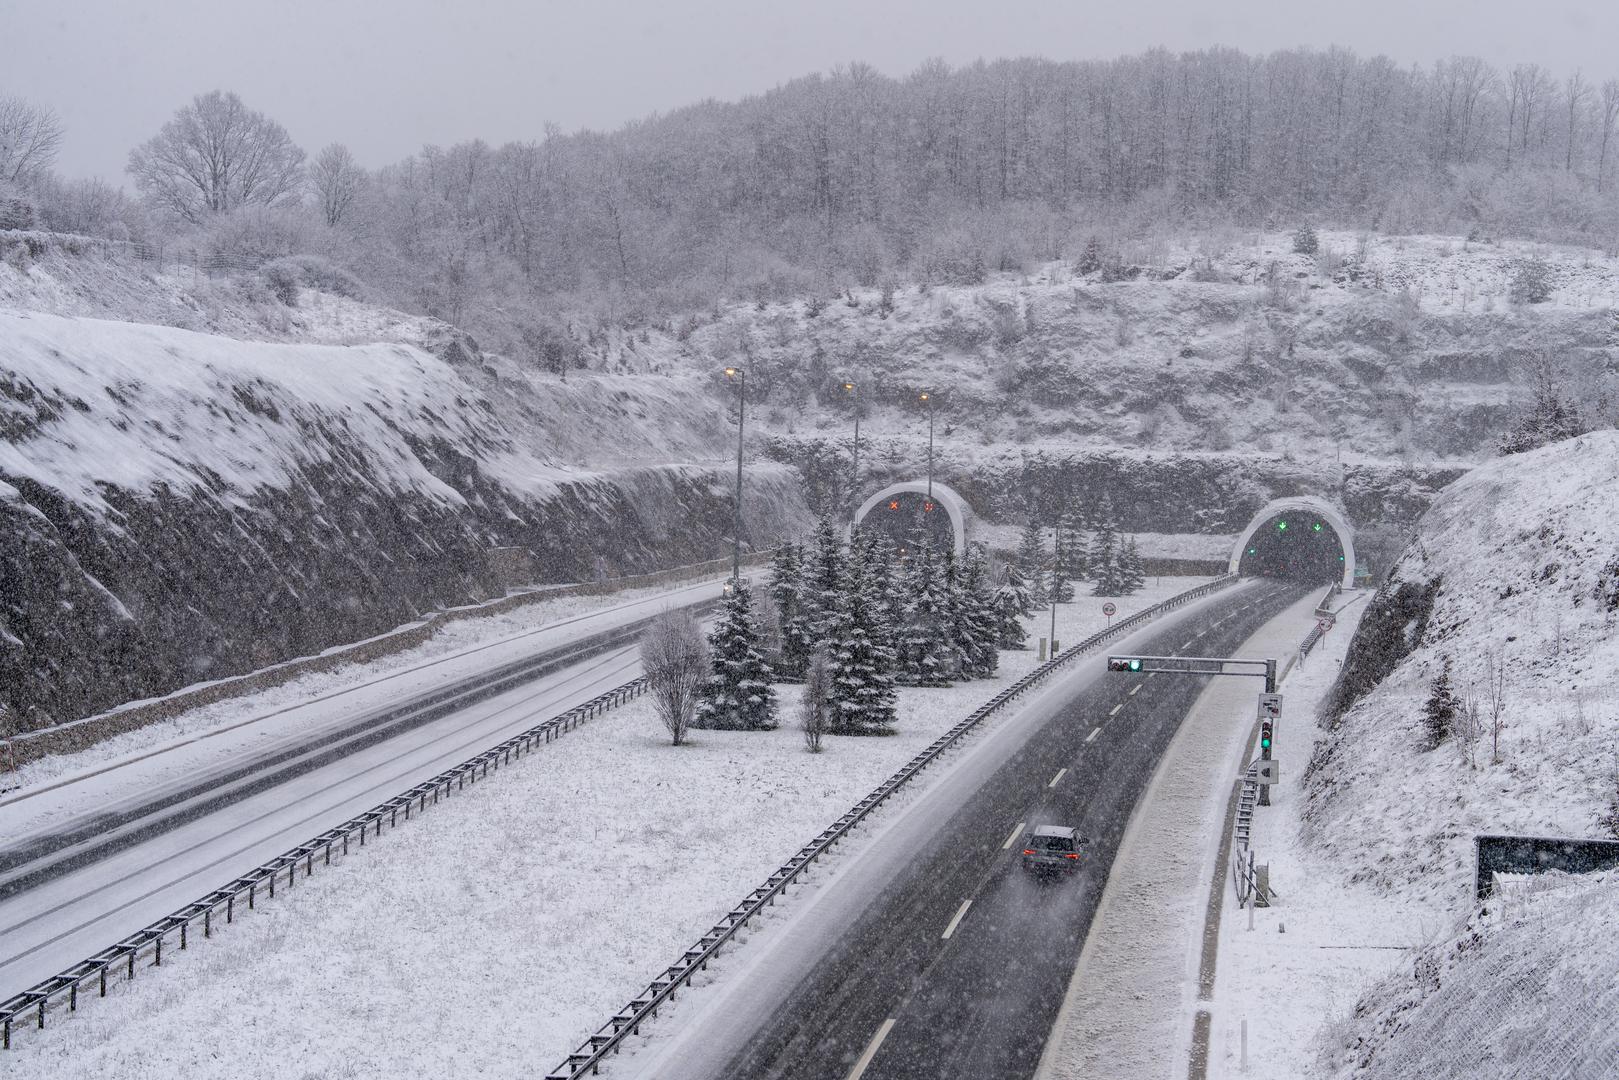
<box><xmin>0</xmin><ymin>673</ymin><xmax>654</xmax><ymax>1050</ymax></box>
<box><xmin>545</xmin><ymin>574</ymin><xmax>1241</xmax><ymax>1080</ymax></box>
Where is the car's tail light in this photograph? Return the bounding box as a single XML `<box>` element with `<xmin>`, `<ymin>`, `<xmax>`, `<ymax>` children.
<box><xmin>1022</xmin><ymin>849</ymin><xmax>1035</xmax><ymax>855</ymax></box>
<box><xmin>1064</xmin><ymin>853</ymin><xmax>1080</xmax><ymax>859</ymax></box>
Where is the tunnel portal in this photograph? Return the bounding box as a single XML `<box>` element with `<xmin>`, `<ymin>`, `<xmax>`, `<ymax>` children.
<box><xmin>1237</xmin><ymin>512</ymin><xmax>1347</xmax><ymax>584</ymax></box>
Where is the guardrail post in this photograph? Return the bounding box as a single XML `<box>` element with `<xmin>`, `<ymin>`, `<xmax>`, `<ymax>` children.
<box><xmin>205</xmin><ymin>908</ymin><xmax>211</xmax><ymax>938</ymax></box>
<box><xmin>154</xmin><ymin>933</ymin><xmax>162</xmax><ymax>966</ymax></box>
<box><xmin>180</xmin><ymin>922</ymin><xmax>187</xmax><ymax>950</ymax></box>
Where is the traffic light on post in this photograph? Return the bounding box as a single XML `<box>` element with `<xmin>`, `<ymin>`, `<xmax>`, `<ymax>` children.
<box><xmin>1260</xmin><ymin>720</ymin><xmax>1274</xmax><ymax>756</ymax></box>
<box><xmin>1107</xmin><ymin>657</ymin><xmax>1144</xmax><ymax>673</ymax></box>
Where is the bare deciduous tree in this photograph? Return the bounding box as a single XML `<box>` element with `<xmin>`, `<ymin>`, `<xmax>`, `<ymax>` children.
<box><xmin>640</xmin><ymin>609</ymin><xmax>709</xmax><ymax>746</ymax></box>
<box><xmin>1485</xmin><ymin>649</ymin><xmax>1508</xmax><ymax>765</ymax></box>
<box><xmin>801</xmin><ymin>648</ymin><xmax>831</xmax><ymax>753</ymax></box>
<box><xmin>0</xmin><ymin>96</ymin><xmax>64</xmax><ymax>188</ymax></box>
<box><xmin>311</xmin><ymin>143</ymin><xmax>362</xmax><ymax>227</ymax></box>
<box><xmin>128</xmin><ymin>90</ymin><xmax>305</xmax><ymax>224</ymax></box>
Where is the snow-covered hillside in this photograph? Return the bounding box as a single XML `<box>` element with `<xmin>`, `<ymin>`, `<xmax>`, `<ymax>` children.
<box><xmin>1297</xmin><ymin>432</ymin><xmax>1619</xmax><ymax>1075</ymax></box>
<box><xmin>0</xmin><ymin>308</ymin><xmax>809</xmax><ymax>732</ymax></box>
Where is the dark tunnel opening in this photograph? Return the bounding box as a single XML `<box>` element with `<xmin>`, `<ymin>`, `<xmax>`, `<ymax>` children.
<box><xmin>857</xmin><ymin>491</ymin><xmax>957</xmax><ymax>555</ymax></box>
<box><xmin>1238</xmin><ymin>512</ymin><xmax>1346</xmax><ymax>584</ymax></box>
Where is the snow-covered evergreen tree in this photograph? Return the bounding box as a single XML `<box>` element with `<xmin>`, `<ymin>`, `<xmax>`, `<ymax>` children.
<box><xmin>827</xmin><ymin>528</ymin><xmax>897</xmax><ymax>734</ymax></box>
<box><xmin>1089</xmin><ymin>502</ymin><xmax>1122</xmax><ymax>594</ymax></box>
<box><xmin>801</xmin><ymin>514</ymin><xmax>845</xmax><ymax>632</ymax></box>
<box><xmin>769</xmin><ymin>542</ymin><xmax>814</xmax><ymax>678</ymax></box>
<box><xmin>1423</xmin><ymin>658</ymin><xmax>1459</xmax><ymax>750</ymax></box>
<box><xmin>995</xmin><ymin>563</ymin><xmax>1032</xmax><ymax>649</ymax></box>
<box><xmin>958</xmin><ymin>543</ymin><xmax>1001</xmax><ymax>677</ymax></box>
<box><xmin>1059</xmin><ymin>506</ymin><xmax>1089</xmax><ymax>583</ymax></box>
<box><xmin>898</xmin><ymin>534</ymin><xmax>955</xmax><ymax>686</ymax></box>
<box><xmin>1014</xmin><ymin>520</ymin><xmax>1049</xmax><ymax>609</ymax></box>
<box><xmin>1117</xmin><ymin>535</ymin><xmax>1147</xmax><ymax>595</ymax></box>
<box><xmin>694</xmin><ymin>578</ymin><xmax>778</xmax><ymax>730</ymax></box>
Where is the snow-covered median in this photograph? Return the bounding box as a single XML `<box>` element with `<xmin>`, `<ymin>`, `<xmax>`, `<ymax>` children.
<box><xmin>4</xmin><ymin>578</ymin><xmax>1209</xmax><ymax>1077</ymax></box>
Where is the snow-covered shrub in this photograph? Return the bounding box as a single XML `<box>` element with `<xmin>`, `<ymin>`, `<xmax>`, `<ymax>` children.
<box><xmin>0</xmin><ymin>193</ymin><xmax>38</xmax><ymax>230</ymax></box>
<box><xmin>640</xmin><ymin>609</ymin><xmax>709</xmax><ymax>746</ymax></box>
<box><xmin>800</xmin><ymin>648</ymin><xmax>830</xmax><ymax>752</ymax></box>
<box><xmin>262</xmin><ymin>258</ymin><xmax>300</xmax><ymax>305</ymax></box>
<box><xmin>1508</xmin><ymin>256</ymin><xmax>1553</xmax><ymax>304</ymax></box>
<box><xmin>1292</xmin><ymin>223</ymin><xmax>1320</xmax><ymax>255</ymax></box>
<box><xmin>1498</xmin><ymin>364</ymin><xmax>1588</xmax><ymax>455</ymax></box>
<box><xmin>260</xmin><ymin>254</ymin><xmax>366</xmax><ymax>307</ymax></box>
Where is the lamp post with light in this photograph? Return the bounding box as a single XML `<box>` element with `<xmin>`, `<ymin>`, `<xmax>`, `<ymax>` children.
<box><xmin>724</xmin><ymin>367</ymin><xmax>745</xmax><ymax>583</ymax></box>
<box><xmin>844</xmin><ymin>380</ymin><xmax>860</xmax><ymax>520</ymax></box>
<box><xmin>919</xmin><ymin>390</ymin><xmax>934</xmax><ymax>500</ymax></box>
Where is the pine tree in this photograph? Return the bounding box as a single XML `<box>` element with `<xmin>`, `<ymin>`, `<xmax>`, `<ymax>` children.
<box><xmin>1014</xmin><ymin>520</ymin><xmax>1049</xmax><ymax>610</ymax></box>
<box><xmin>769</xmin><ymin>543</ymin><xmax>813</xmax><ymax>678</ymax></box>
<box><xmin>1059</xmin><ymin>506</ymin><xmax>1089</xmax><ymax>582</ymax></box>
<box><xmin>1089</xmin><ymin>498</ymin><xmax>1122</xmax><ymax>595</ymax></box>
<box><xmin>827</xmin><ymin>530</ymin><xmax>898</xmax><ymax>735</ymax></box>
<box><xmin>694</xmin><ymin>579</ymin><xmax>778</xmax><ymax>730</ymax></box>
<box><xmin>898</xmin><ymin>533</ymin><xmax>955</xmax><ymax>686</ymax></box>
<box><xmin>1422</xmin><ymin>659</ymin><xmax>1460</xmax><ymax>750</ymax></box>
<box><xmin>995</xmin><ymin>563</ymin><xmax>1032</xmax><ymax>649</ymax></box>
<box><xmin>1117</xmin><ymin>535</ymin><xmax>1147</xmax><ymax>595</ymax></box>
<box><xmin>801</xmin><ymin>514</ymin><xmax>845</xmax><ymax>633</ymax></box>
<box><xmin>959</xmin><ymin>544</ymin><xmax>1001</xmax><ymax>677</ymax></box>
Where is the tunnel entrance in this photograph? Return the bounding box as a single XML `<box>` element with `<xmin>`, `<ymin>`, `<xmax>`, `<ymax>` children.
<box><xmin>852</xmin><ymin>481</ymin><xmax>970</xmax><ymax>556</ymax></box>
<box><xmin>858</xmin><ymin>490</ymin><xmax>957</xmax><ymax>555</ymax></box>
<box><xmin>1237</xmin><ymin>512</ymin><xmax>1346</xmax><ymax>584</ymax></box>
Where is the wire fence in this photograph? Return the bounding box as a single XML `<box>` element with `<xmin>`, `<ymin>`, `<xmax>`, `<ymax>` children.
<box><xmin>544</xmin><ymin>574</ymin><xmax>1241</xmax><ymax>1080</ymax></box>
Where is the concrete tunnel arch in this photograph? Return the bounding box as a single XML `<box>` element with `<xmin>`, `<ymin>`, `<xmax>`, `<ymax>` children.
<box><xmin>1229</xmin><ymin>496</ymin><xmax>1356</xmax><ymax>589</ymax></box>
<box><xmin>852</xmin><ymin>480</ymin><xmax>972</xmax><ymax>556</ymax></box>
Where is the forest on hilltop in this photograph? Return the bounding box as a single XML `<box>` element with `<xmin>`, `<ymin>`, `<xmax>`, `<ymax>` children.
<box><xmin>7</xmin><ymin>46</ymin><xmax>1619</xmax><ymax>359</ymax></box>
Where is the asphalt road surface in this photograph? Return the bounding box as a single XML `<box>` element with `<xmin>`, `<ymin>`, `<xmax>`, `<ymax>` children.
<box><xmin>717</xmin><ymin>580</ymin><xmax>1305</xmax><ymax>1080</ymax></box>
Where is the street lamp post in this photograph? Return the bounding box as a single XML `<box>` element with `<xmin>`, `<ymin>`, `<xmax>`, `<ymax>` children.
<box><xmin>725</xmin><ymin>367</ymin><xmax>745</xmax><ymax>583</ymax></box>
<box><xmin>1048</xmin><ymin>525</ymin><xmax>1061</xmax><ymax>657</ymax></box>
<box><xmin>919</xmin><ymin>391</ymin><xmax>933</xmax><ymax>500</ymax></box>
<box><xmin>844</xmin><ymin>380</ymin><xmax>860</xmax><ymax>521</ymax></box>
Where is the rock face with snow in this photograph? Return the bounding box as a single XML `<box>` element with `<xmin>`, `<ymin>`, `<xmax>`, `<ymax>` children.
<box><xmin>0</xmin><ymin>312</ymin><xmax>808</xmax><ymax>731</ymax></box>
<box><xmin>1305</xmin><ymin>431</ymin><xmax>1619</xmax><ymax>907</ymax></box>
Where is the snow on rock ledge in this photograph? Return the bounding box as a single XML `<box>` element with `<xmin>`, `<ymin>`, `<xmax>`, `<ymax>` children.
<box><xmin>0</xmin><ymin>312</ymin><xmax>810</xmax><ymax>732</ymax></box>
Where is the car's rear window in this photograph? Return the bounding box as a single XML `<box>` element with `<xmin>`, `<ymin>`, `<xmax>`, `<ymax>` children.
<box><xmin>1032</xmin><ymin>835</ymin><xmax>1073</xmax><ymax>851</ymax></box>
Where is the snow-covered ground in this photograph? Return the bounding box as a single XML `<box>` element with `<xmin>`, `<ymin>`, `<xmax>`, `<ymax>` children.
<box><xmin>0</xmin><ymin>578</ymin><xmax>1212</xmax><ymax>1076</ymax></box>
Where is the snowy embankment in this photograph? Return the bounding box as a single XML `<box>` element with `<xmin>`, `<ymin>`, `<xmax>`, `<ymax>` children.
<box><xmin>0</xmin><ymin>307</ymin><xmax>808</xmax><ymax>733</ymax></box>
<box><xmin>1215</xmin><ymin>432</ymin><xmax>1619</xmax><ymax>1077</ymax></box>
<box><xmin>1</xmin><ymin>577</ymin><xmax>1211</xmax><ymax>1078</ymax></box>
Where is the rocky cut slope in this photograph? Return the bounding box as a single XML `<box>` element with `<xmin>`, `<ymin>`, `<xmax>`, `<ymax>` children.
<box><xmin>1299</xmin><ymin>431</ymin><xmax>1619</xmax><ymax>1075</ymax></box>
<box><xmin>0</xmin><ymin>310</ymin><xmax>808</xmax><ymax>732</ymax></box>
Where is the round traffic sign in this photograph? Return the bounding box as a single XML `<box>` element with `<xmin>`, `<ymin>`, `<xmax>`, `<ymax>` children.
<box><xmin>1102</xmin><ymin>602</ymin><xmax>1117</xmax><ymax>616</ymax></box>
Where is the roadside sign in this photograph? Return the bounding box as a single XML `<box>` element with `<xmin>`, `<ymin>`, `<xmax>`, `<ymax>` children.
<box><xmin>1101</xmin><ymin>602</ymin><xmax>1117</xmax><ymax>617</ymax></box>
<box><xmin>1258</xmin><ymin>692</ymin><xmax>1283</xmax><ymax>718</ymax></box>
<box><xmin>1255</xmin><ymin>759</ymin><xmax>1280</xmax><ymax>785</ymax></box>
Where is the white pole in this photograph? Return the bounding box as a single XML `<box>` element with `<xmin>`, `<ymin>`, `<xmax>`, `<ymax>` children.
<box><xmin>1248</xmin><ymin>889</ymin><xmax>1256</xmax><ymax>931</ymax></box>
<box><xmin>1241</xmin><ymin>1018</ymin><xmax>1249</xmax><ymax>1070</ymax></box>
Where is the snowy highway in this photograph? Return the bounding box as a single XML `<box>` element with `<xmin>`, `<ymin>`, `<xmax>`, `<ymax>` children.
<box><xmin>0</xmin><ymin>576</ymin><xmax>736</xmax><ymax>1002</ymax></box>
<box><xmin>630</xmin><ymin>579</ymin><xmax>1304</xmax><ymax>1080</ymax></box>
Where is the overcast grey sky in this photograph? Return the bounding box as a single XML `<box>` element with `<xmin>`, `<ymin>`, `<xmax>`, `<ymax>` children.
<box><xmin>7</xmin><ymin>0</ymin><xmax>1619</xmax><ymax>182</ymax></box>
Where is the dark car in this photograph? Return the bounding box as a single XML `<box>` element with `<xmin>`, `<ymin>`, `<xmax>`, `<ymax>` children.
<box><xmin>1020</xmin><ymin>825</ymin><xmax>1083</xmax><ymax>875</ymax></box>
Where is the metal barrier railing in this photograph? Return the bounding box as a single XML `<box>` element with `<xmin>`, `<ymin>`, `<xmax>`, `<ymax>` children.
<box><xmin>0</xmin><ymin>675</ymin><xmax>652</xmax><ymax>1050</ymax></box>
<box><xmin>544</xmin><ymin>574</ymin><xmax>1241</xmax><ymax>1080</ymax></box>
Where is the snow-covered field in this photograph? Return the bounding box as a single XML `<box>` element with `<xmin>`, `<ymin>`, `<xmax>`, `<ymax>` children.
<box><xmin>1</xmin><ymin>578</ymin><xmax>1212</xmax><ymax>1077</ymax></box>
